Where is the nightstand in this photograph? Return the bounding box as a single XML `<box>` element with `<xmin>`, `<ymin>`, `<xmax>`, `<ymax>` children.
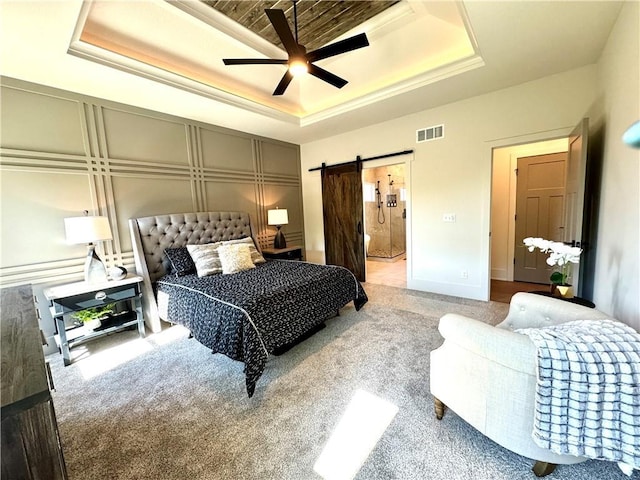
<box><xmin>529</xmin><ymin>290</ymin><xmax>596</xmax><ymax>308</ymax></box>
<box><xmin>261</xmin><ymin>246</ymin><xmax>303</xmax><ymax>261</ymax></box>
<box><xmin>44</xmin><ymin>275</ymin><xmax>145</xmax><ymax>366</ymax></box>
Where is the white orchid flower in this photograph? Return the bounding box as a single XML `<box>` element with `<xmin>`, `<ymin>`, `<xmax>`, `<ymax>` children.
<box><xmin>522</xmin><ymin>237</ymin><xmax>583</xmax><ymax>285</ymax></box>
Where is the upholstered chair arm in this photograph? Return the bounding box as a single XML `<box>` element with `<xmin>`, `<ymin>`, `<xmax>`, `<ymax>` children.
<box><xmin>498</xmin><ymin>292</ymin><xmax>612</xmax><ymax>331</ymax></box>
<box><xmin>438</xmin><ymin>313</ymin><xmax>536</xmax><ymax>374</ymax></box>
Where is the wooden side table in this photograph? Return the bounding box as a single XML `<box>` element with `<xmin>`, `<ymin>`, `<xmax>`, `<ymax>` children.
<box><xmin>261</xmin><ymin>246</ymin><xmax>303</xmax><ymax>261</ymax></box>
<box><xmin>44</xmin><ymin>275</ymin><xmax>145</xmax><ymax>366</ymax></box>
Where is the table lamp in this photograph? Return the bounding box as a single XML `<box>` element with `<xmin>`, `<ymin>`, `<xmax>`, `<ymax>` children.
<box><xmin>267</xmin><ymin>208</ymin><xmax>288</xmax><ymax>249</ymax></box>
<box><xmin>64</xmin><ymin>212</ymin><xmax>113</xmax><ymax>283</ymax></box>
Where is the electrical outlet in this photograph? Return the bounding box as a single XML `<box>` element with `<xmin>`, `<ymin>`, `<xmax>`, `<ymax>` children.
<box><xmin>461</xmin><ymin>270</ymin><xmax>468</xmax><ymax>279</ymax></box>
<box><xmin>443</xmin><ymin>213</ymin><xmax>456</xmax><ymax>223</ymax></box>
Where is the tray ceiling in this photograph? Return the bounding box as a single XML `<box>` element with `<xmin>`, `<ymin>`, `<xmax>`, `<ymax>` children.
<box><xmin>70</xmin><ymin>0</ymin><xmax>481</xmax><ymax>124</ymax></box>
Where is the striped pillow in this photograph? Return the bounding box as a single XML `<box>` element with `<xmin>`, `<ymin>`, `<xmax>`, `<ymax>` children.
<box><xmin>186</xmin><ymin>242</ymin><xmax>223</xmax><ymax>277</ymax></box>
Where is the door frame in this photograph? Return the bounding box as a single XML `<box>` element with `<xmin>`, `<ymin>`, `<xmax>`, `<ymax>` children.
<box><xmin>361</xmin><ymin>158</ymin><xmax>411</xmax><ymax>283</ymax></box>
<box><xmin>486</xmin><ymin>126</ymin><xmax>575</xmax><ymax>298</ymax></box>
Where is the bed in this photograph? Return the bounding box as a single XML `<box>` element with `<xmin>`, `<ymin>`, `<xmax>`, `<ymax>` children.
<box><xmin>129</xmin><ymin>211</ymin><xmax>367</xmax><ymax>396</ymax></box>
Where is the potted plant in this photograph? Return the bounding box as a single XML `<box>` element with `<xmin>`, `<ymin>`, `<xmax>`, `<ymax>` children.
<box><xmin>71</xmin><ymin>303</ymin><xmax>115</xmax><ymax>330</ymax></box>
<box><xmin>522</xmin><ymin>237</ymin><xmax>582</xmax><ymax>298</ymax></box>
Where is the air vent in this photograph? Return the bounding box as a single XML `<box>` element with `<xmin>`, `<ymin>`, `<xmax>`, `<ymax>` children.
<box><xmin>416</xmin><ymin>124</ymin><xmax>444</xmax><ymax>143</ymax></box>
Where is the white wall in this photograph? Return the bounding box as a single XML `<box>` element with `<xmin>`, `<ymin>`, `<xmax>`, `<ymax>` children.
<box><xmin>592</xmin><ymin>1</ymin><xmax>640</xmax><ymax>330</ymax></box>
<box><xmin>491</xmin><ymin>139</ymin><xmax>568</xmax><ymax>281</ymax></box>
<box><xmin>301</xmin><ymin>65</ymin><xmax>599</xmax><ymax>300</ymax></box>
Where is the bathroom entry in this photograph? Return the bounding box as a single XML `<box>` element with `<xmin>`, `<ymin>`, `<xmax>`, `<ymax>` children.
<box><xmin>363</xmin><ymin>164</ymin><xmax>407</xmax><ymax>260</ymax></box>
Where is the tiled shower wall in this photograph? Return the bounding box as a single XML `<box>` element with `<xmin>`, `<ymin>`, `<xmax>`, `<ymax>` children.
<box><xmin>363</xmin><ymin>164</ymin><xmax>406</xmax><ymax>258</ymax></box>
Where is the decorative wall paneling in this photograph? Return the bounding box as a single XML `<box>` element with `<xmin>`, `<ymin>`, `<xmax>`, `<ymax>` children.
<box><xmin>0</xmin><ymin>77</ymin><xmax>302</xmax><ymax>350</ymax></box>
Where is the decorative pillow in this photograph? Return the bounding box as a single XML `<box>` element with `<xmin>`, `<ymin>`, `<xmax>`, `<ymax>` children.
<box><xmin>218</xmin><ymin>243</ymin><xmax>256</xmax><ymax>274</ymax></box>
<box><xmin>224</xmin><ymin>237</ymin><xmax>266</xmax><ymax>264</ymax></box>
<box><xmin>164</xmin><ymin>247</ymin><xmax>196</xmax><ymax>277</ymax></box>
<box><xmin>186</xmin><ymin>242</ymin><xmax>223</xmax><ymax>277</ymax></box>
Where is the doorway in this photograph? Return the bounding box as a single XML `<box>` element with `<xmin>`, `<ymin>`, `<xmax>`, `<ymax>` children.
<box><xmin>490</xmin><ymin>138</ymin><xmax>569</xmax><ymax>301</ymax></box>
<box><xmin>363</xmin><ymin>163</ymin><xmax>407</xmax><ymax>288</ymax></box>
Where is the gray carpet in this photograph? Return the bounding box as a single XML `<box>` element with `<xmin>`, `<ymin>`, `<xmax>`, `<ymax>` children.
<box><xmin>48</xmin><ymin>284</ymin><xmax>636</xmax><ymax>480</ymax></box>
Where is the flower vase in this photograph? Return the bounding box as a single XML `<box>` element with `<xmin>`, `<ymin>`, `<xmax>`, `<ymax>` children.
<box><xmin>553</xmin><ymin>284</ymin><xmax>574</xmax><ymax>299</ymax></box>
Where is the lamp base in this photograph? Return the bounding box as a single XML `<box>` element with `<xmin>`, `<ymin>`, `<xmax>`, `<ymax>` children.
<box><xmin>274</xmin><ymin>227</ymin><xmax>287</xmax><ymax>249</ymax></box>
<box><xmin>85</xmin><ymin>245</ymin><xmax>107</xmax><ymax>283</ymax></box>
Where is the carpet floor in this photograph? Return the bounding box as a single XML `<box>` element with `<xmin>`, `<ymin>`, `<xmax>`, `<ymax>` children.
<box><xmin>48</xmin><ymin>284</ymin><xmax>636</xmax><ymax>480</ymax></box>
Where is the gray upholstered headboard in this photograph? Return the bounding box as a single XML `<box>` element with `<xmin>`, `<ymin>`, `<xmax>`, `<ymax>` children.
<box><xmin>129</xmin><ymin>211</ymin><xmax>256</xmax><ymax>332</ymax></box>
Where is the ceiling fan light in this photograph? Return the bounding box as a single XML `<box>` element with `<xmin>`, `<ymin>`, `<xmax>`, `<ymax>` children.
<box><xmin>288</xmin><ymin>58</ymin><xmax>308</xmax><ymax>76</ymax></box>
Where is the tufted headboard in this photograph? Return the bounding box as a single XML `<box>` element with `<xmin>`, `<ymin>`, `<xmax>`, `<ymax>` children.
<box><xmin>129</xmin><ymin>211</ymin><xmax>257</xmax><ymax>332</ymax></box>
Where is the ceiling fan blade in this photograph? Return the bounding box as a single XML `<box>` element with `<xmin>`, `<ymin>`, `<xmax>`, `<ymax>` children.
<box><xmin>307</xmin><ymin>33</ymin><xmax>369</xmax><ymax>63</ymax></box>
<box><xmin>223</xmin><ymin>58</ymin><xmax>288</xmax><ymax>65</ymax></box>
<box><xmin>308</xmin><ymin>64</ymin><xmax>348</xmax><ymax>89</ymax></box>
<box><xmin>273</xmin><ymin>71</ymin><xmax>294</xmax><ymax>96</ymax></box>
<box><xmin>265</xmin><ymin>9</ymin><xmax>300</xmax><ymax>56</ymax></box>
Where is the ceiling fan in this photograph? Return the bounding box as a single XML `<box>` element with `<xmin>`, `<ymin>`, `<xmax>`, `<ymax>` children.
<box><xmin>222</xmin><ymin>1</ymin><xmax>369</xmax><ymax>96</ymax></box>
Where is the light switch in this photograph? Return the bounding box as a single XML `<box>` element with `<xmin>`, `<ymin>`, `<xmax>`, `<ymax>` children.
<box><xmin>443</xmin><ymin>213</ymin><xmax>456</xmax><ymax>223</ymax></box>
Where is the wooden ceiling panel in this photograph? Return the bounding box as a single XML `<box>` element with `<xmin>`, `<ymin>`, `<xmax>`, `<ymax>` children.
<box><xmin>203</xmin><ymin>0</ymin><xmax>399</xmax><ymax>51</ymax></box>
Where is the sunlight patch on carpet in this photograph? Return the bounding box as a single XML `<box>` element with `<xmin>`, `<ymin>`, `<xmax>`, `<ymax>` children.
<box><xmin>76</xmin><ymin>338</ymin><xmax>153</xmax><ymax>380</ymax></box>
<box><xmin>76</xmin><ymin>325</ymin><xmax>187</xmax><ymax>379</ymax></box>
<box><xmin>149</xmin><ymin>324</ymin><xmax>190</xmax><ymax>346</ymax></box>
<box><xmin>314</xmin><ymin>389</ymin><xmax>399</xmax><ymax>480</ymax></box>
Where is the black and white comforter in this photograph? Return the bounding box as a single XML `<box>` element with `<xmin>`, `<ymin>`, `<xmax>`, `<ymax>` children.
<box><xmin>156</xmin><ymin>260</ymin><xmax>368</xmax><ymax>397</ymax></box>
<box><xmin>517</xmin><ymin>319</ymin><xmax>640</xmax><ymax>475</ymax></box>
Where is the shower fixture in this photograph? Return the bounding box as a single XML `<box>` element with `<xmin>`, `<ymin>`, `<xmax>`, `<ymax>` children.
<box><xmin>376</xmin><ymin>180</ymin><xmax>385</xmax><ymax>224</ymax></box>
<box><xmin>386</xmin><ymin>174</ymin><xmax>397</xmax><ymax>207</ymax></box>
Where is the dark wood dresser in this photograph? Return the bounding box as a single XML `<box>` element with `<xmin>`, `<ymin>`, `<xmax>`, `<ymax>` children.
<box><xmin>1</xmin><ymin>285</ymin><xmax>68</xmax><ymax>479</ymax></box>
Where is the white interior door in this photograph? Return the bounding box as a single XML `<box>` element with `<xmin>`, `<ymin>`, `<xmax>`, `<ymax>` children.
<box><xmin>514</xmin><ymin>152</ymin><xmax>567</xmax><ymax>283</ymax></box>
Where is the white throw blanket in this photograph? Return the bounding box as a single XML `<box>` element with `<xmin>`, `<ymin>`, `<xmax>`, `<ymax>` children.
<box><xmin>517</xmin><ymin>319</ymin><xmax>640</xmax><ymax>475</ymax></box>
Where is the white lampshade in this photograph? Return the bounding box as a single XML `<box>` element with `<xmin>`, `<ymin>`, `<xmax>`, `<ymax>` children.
<box><xmin>267</xmin><ymin>208</ymin><xmax>289</xmax><ymax>226</ymax></box>
<box><xmin>64</xmin><ymin>216</ymin><xmax>113</xmax><ymax>244</ymax></box>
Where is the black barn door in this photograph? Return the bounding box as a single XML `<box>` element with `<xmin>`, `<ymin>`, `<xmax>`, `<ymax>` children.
<box><xmin>321</xmin><ymin>162</ymin><xmax>365</xmax><ymax>281</ymax></box>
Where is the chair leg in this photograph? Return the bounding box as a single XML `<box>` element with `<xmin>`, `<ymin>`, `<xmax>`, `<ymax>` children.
<box><xmin>434</xmin><ymin>397</ymin><xmax>446</xmax><ymax>420</ymax></box>
<box><xmin>532</xmin><ymin>461</ymin><xmax>557</xmax><ymax>477</ymax></box>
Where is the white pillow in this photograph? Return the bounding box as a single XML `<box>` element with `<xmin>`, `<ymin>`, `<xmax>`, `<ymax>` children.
<box><xmin>186</xmin><ymin>242</ymin><xmax>223</xmax><ymax>277</ymax></box>
<box><xmin>218</xmin><ymin>243</ymin><xmax>256</xmax><ymax>274</ymax></box>
<box><xmin>224</xmin><ymin>237</ymin><xmax>266</xmax><ymax>264</ymax></box>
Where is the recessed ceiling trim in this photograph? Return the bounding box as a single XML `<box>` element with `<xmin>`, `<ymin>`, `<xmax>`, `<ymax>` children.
<box><xmin>67</xmin><ymin>38</ymin><xmax>300</xmax><ymax>125</ymax></box>
<box><xmin>67</xmin><ymin>36</ymin><xmax>484</xmax><ymax>128</ymax></box>
<box><xmin>168</xmin><ymin>0</ymin><xmax>285</xmax><ymax>59</ymax></box>
<box><xmin>454</xmin><ymin>1</ymin><xmax>480</xmax><ymax>58</ymax></box>
<box><xmin>327</xmin><ymin>1</ymin><xmax>416</xmax><ymax>44</ymax></box>
<box><xmin>300</xmin><ymin>55</ymin><xmax>485</xmax><ymax>127</ymax></box>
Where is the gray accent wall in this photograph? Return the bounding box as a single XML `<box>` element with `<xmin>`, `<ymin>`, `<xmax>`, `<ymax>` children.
<box><xmin>0</xmin><ymin>77</ymin><xmax>303</xmax><ymax>350</ymax></box>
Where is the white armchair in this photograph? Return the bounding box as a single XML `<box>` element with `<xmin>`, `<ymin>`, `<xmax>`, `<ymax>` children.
<box><xmin>430</xmin><ymin>292</ymin><xmax>613</xmax><ymax>476</ymax></box>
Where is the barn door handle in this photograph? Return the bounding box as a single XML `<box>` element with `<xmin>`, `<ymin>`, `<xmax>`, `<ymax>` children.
<box><xmin>357</xmin><ymin>222</ymin><xmax>362</xmax><ymax>234</ymax></box>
